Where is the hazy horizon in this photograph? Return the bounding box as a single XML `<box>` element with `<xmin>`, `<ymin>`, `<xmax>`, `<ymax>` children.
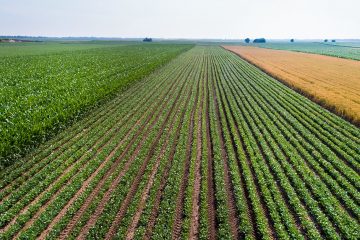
<box><xmin>1</xmin><ymin>36</ymin><xmax>360</xmax><ymax>41</ymax></box>
<box><xmin>1</xmin><ymin>0</ymin><xmax>360</xmax><ymax>39</ymax></box>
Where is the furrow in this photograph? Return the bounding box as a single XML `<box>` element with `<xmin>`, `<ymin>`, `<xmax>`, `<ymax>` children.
<box><xmin>188</xmin><ymin>58</ymin><xmax>204</xmax><ymax>239</ymax></box>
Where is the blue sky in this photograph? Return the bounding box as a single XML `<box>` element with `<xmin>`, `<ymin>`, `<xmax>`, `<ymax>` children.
<box><xmin>1</xmin><ymin>0</ymin><xmax>359</xmax><ymax>39</ymax></box>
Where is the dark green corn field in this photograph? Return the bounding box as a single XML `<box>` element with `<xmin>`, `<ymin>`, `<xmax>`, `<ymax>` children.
<box><xmin>0</xmin><ymin>43</ymin><xmax>191</xmax><ymax>167</ymax></box>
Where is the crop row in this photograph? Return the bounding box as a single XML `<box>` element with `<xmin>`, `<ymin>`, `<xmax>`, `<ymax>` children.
<box><xmin>211</xmin><ymin>46</ymin><xmax>359</xmax><ymax>239</ymax></box>
<box><xmin>0</xmin><ymin>43</ymin><xmax>192</xmax><ymax>168</ymax></box>
<box><xmin>1</xmin><ymin>46</ymin><xmax>359</xmax><ymax>239</ymax></box>
<box><xmin>2</xmin><ymin>47</ymin><xmax>195</xmax><ymax>237</ymax></box>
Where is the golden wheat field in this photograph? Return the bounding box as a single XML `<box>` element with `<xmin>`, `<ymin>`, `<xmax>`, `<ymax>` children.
<box><xmin>224</xmin><ymin>45</ymin><xmax>360</xmax><ymax>124</ymax></box>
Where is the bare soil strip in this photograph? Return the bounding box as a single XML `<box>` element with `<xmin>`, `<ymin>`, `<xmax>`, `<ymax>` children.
<box><xmin>15</xmin><ymin>115</ymin><xmax>143</xmax><ymax>238</ymax></box>
<box><xmin>21</xmin><ymin>114</ymin><xmax>148</xmax><ymax>239</ymax></box>
<box><xmin>142</xmin><ymin>106</ymin><xmax>190</xmax><ymax>240</ymax></box>
<box><xmin>232</xmin><ymin>56</ymin><xmax>360</xmax><ymax>215</ymax></box>
<box><xmin>2</xmin><ymin>124</ymin><xmax>114</xmax><ymax>233</ymax></box>
<box><xmin>0</xmin><ymin>90</ymin><xmax>125</xmax><ymax>199</ymax></box>
<box><xmin>204</xmin><ymin>73</ymin><xmax>218</xmax><ymax>240</ymax></box>
<box><xmin>188</xmin><ymin>59</ymin><xmax>204</xmax><ymax>240</ymax></box>
<box><xmin>217</xmin><ymin>54</ymin><xmax>303</xmax><ymax>237</ymax></box>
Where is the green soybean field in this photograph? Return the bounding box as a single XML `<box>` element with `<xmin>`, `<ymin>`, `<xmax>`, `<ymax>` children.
<box><xmin>0</xmin><ymin>45</ymin><xmax>359</xmax><ymax>240</ymax></box>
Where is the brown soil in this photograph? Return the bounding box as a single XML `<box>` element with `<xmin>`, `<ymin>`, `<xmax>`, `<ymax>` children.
<box><xmin>230</xmin><ymin>70</ymin><xmax>326</xmax><ymax>235</ymax></box>
<box><xmin>205</xmin><ymin>73</ymin><xmax>217</xmax><ymax>239</ymax></box>
<box><xmin>189</xmin><ymin>63</ymin><xmax>205</xmax><ymax>240</ymax></box>
<box><xmin>3</xmin><ymin>121</ymin><xmax>111</xmax><ymax>234</ymax></box>
<box><xmin>0</xmin><ymin>131</ymin><xmax>83</xmax><ymax>206</ymax></box>
<box><xmin>220</xmin><ymin>57</ymin><xmax>289</xmax><ymax>238</ymax></box>
<box><xmin>228</xmin><ymin>68</ymin><xmax>330</xmax><ymax>237</ymax></box>
<box><xmin>217</xmin><ymin>68</ymin><xmax>277</xmax><ymax>239</ymax></box>
<box><xmin>142</xmin><ymin>62</ymin><xmax>202</xmax><ymax>240</ymax></box>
